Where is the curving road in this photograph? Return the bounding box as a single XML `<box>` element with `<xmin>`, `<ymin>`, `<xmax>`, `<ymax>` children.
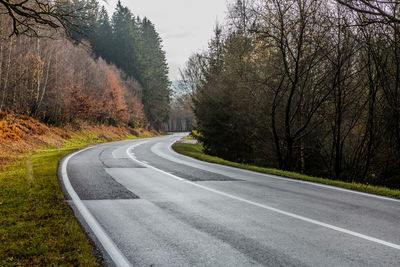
<box><xmin>59</xmin><ymin>133</ymin><xmax>400</xmax><ymax>267</ymax></box>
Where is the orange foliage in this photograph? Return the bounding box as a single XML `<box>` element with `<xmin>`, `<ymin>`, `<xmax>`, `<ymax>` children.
<box><xmin>98</xmin><ymin>70</ymin><xmax>130</xmax><ymax>124</ymax></box>
<box><xmin>62</xmin><ymin>70</ymin><xmax>145</xmax><ymax>126</ymax></box>
<box><xmin>126</xmin><ymin>95</ymin><xmax>145</xmax><ymax>126</ymax></box>
<box><xmin>68</xmin><ymin>84</ymin><xmax>94</xmax><ymax>121</ymax></box>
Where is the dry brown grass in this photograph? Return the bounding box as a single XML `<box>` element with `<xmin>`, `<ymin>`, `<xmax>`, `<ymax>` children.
<box><xmin>0</xmin><ymin>113</ymin><xmax>157</xmax><ymax>168</ymax></box>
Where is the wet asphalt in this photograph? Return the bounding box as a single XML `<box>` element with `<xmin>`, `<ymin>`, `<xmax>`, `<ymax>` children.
<box><xmin>60</xmin><ymin>133</ymin><xmax>400</xmax><ymax>267</ymax></box>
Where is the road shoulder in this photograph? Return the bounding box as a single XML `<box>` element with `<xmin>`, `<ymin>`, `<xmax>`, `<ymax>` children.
<box><xmin>172</xmin><ymin>142</ymin><xmax>400</xmax><ymax>200</ymax></box>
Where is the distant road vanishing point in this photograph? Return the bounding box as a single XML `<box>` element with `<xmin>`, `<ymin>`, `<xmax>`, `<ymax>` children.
<box><xmin>59</xmin><ymin>133</ymin><xmax>400</xmax><ymax>266</ymax></box>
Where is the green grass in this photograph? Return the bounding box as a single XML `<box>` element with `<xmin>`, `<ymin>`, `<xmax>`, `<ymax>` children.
<box><xmin>0</xmin><ymin>133</ymin><xmax>152</xmax><ymax>266</ymax></box>
<box><xmin>0</xmin><ymin>148</ymin><xmax>98</xmax><ymax>266</ymax></box>
<box><xmin>181</xmin><ymin>136</ymin><xmax>196</xmax><ymax>140</ymax></box>
<box><xmin>172</xmin><ymin>143</ymin><xmax>400</xmax><ymax>199</ymax></box>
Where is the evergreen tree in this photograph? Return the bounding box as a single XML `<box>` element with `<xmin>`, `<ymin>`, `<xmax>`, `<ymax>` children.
<box><xmin>91</xmin><ymin>6</ymin><xmax>113</xmax><ymax>62</ymax></box>
<box><xmin>59</xmin><ymin>0</ymin><xmax>99</xmax><ymax>43</ymax></box>
<box><xmin>139</xmin><ymin>18</ymin><xmax>171</xmax><ymax>129</ymax></box>
<box><xmin>110</xmin><ymin>1</ymin><xmax>141</xmax><ymax>78</ymax></box>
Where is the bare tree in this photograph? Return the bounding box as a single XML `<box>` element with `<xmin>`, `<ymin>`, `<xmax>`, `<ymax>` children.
<box><xmin>336</xmin><ymin>0</ymin><xmax>400</xmax><ymax>23</ymax></box>
<box><xmin>0</xmin><ymin>0</ymin><xmax>94</xmax><ymax>38</ymax></box>
<box><xmin>254</xmin><ymin>0</ymin><xmax>333</xmax><ymax>170</ymax></box>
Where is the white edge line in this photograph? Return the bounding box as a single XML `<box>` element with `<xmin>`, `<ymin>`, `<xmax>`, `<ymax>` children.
<box><xmin>166</xmin><ymin>141</ymin><xmax>400</xmax><ymax>203</ymax></box>
<box><xmin>62</xmin><ymin>147</ymin><xmax>132</xmax><ymax>267</ymax></box>
<box><xmin>128</xmin><ymin>143</ymin><xmax>400</xmax><ymax>251</ymax></box>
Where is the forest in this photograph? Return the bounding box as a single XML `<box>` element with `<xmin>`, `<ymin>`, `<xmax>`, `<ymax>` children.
<box><xmin>2</xmin><ymin>0</ymin><xmax>400</xmax><ymax>189</ymax></box>
<box><xmin>180</xmin><ymin>0</ymin><xmax>400</xmax><ymax>189</ymax></box>
<box><xmin>0</xmin><ymin>0</ymin><xmax>170</xmax><ymax>130</ymax></box>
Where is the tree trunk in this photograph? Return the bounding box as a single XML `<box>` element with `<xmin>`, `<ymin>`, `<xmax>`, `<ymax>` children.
<box><xmin>271</xmin><ymin>104</ymin><xmax>283</xmax><ymax>169</ymax></box>
<box><xmin>300</xmin><ymin>136</ymin><xmax>305</xmax><ymax>173</ymax></box>
<box><xmin>0</xmin><ymin>37</ymin><xmax>13</xmax><ymax>113</ymax></box>
<box><xmin>285</xmin><ymin>137</ymin><xmax>294</xmax><ymax>171</ymax></box>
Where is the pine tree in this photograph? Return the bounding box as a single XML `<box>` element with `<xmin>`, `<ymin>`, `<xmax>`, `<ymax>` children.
<box><xmin>92</xmin><ymin>6</ymin><xmax>113</xmax><ymax>62</ymax></box>
<box><xmin>111</xmin><ymin>1</ymin><xmax>141</xmax><ymax>78</ymax></box>
<box><xmin>61</xmin><ymin>0</ymin><xmax>99</xmax><ymax>43</ymax></box>
<box><xmin>139</xmin><ymin>18</ymin><xmax>171</xmax><ymax>129</ymax></box>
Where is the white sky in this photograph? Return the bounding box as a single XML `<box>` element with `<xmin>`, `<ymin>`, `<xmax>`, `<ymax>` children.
<box><xmin>104</xmin><ymin>0</ymin><xmax>232</xmax><ymax>81</ymax></box>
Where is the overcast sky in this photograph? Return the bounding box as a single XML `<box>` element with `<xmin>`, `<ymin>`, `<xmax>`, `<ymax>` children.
<box><xmin>104</xmin><ymin>0</ymin><xmax>232</xmax><ymax>81</ymax></box>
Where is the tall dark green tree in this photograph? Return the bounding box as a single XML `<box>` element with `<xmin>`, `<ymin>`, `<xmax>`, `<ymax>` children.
<box><xmin>59</xmin><ymin>0</ymin><xmax>99</xmax><ymax>43</ymax></box>
<box><xmin>110</xmin><ymin>1</ymin><xmax>141</xmax><ymax>78</ymax></box>
<box><xmin>91</xmin><ymin>6</ymin><xmax>113</xmax><ymax>61</ymax></box>
<box><xmin>139</xmin><ymin>18</ymin><xmax>171</xmax><ymax>129</ymax></box>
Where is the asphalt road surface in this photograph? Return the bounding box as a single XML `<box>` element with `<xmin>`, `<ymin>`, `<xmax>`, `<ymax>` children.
<box><xmin>59</xmin><ymin>133</ymin><xmax>400</xmax><ymax>267</ymax></box>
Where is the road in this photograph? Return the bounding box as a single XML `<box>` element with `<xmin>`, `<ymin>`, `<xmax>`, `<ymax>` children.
<box><xmin>59</xmin><ymin>133</ymin><xmax>400</xmax><ymax>267</ymax></box>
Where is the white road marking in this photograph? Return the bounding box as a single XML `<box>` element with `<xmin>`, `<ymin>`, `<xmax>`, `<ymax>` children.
<box><xmin>62</xmin><ymin>147</ymin><xmax>132</xmax><ymax>267</ymax></box>
<box><xmin>161</xmin><ymin>141</ymin><xmax>400</xmax><ymax>203</ymax></box>
<box><xmin>128</xmin><ymin>143</ymin><xmax>400</xmax><ymax>250</ymax></box>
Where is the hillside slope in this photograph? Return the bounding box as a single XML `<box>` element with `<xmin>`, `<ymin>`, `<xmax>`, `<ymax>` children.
<box><xmin>0</xmin><ymin>114</ymin><xmax>158</xmax><ymax>266</ymax></box>
<box><xmin>0</xmin><ymin>113</ymin><xmax>156</xmax><ymax>168</ymax></box>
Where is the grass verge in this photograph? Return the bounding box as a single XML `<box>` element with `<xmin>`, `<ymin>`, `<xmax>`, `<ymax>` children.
<box><xmin>0</xmin><ymin>133</ymin><xmax>152</xmax><ymax>266</ymax></box>
<box><xmin>172</xmin><ymin>143</ymin><xmax>400</xmax><ymax>199</ymax></box>
<box><xmin>181</xmin><ymin>136</ymin><xmax>196</xmax><ymax>140</ymax></box>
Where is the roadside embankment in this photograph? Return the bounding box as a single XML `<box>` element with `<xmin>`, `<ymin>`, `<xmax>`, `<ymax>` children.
<box><xmin>0</xmin><ymin>113</ymin><xmax>158</xmax><ymax>266</ymax></box>
<box><xmin>172</xmin><ymin>142</ymin><xmax>400</xmax><ymax>200</ymax></box>
<box><xmin>0</xmin><ymin>113</ymin><xmax>156</xmax><ymax>169</ymax></box>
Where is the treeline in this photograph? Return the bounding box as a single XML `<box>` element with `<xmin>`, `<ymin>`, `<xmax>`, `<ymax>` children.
<box><xmin>182</xmin><ymin>0</ymin><xmax>400</xmax><ymax>188</ymax></box>
<box><xmin>0</xmin><ymin>0</ymin><xmax>169</xmax><ymax>129</ymax></box>
<box><xmin>167</xmin><ymin>91</ymin><xmax>194</xmax><ymax>132</ymax></box>
<box><xmin>89</xmin><ymin>1</ymin><xmax>171</xmax><ymax>130</ymax></box>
